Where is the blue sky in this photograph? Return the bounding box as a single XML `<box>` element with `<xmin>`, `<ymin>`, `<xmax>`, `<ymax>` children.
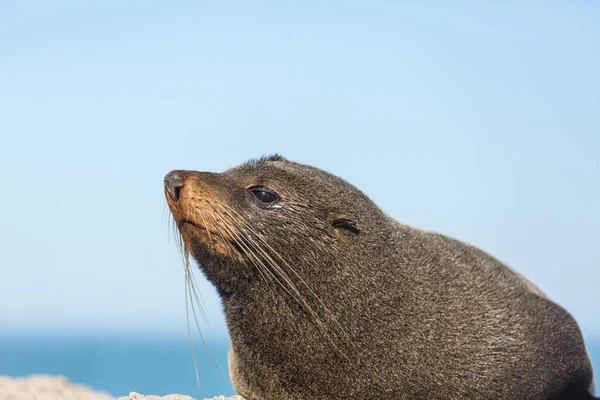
<box><xmin>0</xmin><ymin>1</ymin><xmax>598</xmax><ymax>341</ymax></box>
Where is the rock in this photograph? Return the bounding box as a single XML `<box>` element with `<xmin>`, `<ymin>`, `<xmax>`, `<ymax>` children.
<box><xmin>118</xmin><ymin>393</ymin><xmax>194</xmax><ymax>400</ymax></box>
<box><xmin>0</xmin><ymin>376</ymin><xmax>242</xmax><ymax>400</ymax></box>
<box><xmin>0</xmin><ymin>375</ymin><xmax>114</xmax><ymax>400</ymax></box>
<box><xmin>118</xmin><ymin>393</ymin><xmax>244</xmax><ymax>400</ymax></box>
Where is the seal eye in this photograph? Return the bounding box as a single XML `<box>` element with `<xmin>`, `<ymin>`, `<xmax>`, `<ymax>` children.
<box><xmin>249</xmin><ymin>187</ymin><xmax>279</xmax><ymax>204</ymax></box>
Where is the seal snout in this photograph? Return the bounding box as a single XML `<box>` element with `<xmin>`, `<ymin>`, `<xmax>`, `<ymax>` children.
<box><xmin>164</xmin><ymin>170</ymin><xmax>185</xmax><ymax>202</ymax></box>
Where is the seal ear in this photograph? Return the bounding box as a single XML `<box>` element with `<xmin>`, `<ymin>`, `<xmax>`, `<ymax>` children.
<box><xmin>332</xmin><ymin>218</ymin><xmax>360</xmax><ymax>234</ymax></box>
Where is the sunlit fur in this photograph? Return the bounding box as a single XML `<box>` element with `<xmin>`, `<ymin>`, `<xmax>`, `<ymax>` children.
<box><xmin>165</xmin><ymin>156</ymin><xmax>596</xmax><ymax>400</ymax></box>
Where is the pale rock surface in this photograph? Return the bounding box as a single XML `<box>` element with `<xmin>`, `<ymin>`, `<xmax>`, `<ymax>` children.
<box><xmin>0</xmin><ymin>375</ymin><xmax>114</xmax><ymax>400</ymax></box>
<box><xmin>118</xmin><ymin>393</ymin><xmax>195</xmax><ymax>400</ymax></box>
<box><xmin>118</xmin><ymin>393</ymin><xmax>244</xmax><ymax>400</ymax></box>
<box><xmin>0</xmin><ymin>376</ymin><xmax>242</xmax><ymax>400</ymax></box>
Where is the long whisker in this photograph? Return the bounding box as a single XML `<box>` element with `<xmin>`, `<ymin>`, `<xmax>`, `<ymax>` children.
<box><xmin>214</xmin><ymin>203</ymin><xmax>321</xmax><ymax>309</ymax></box>
<box><xmin>230</xmin><ymin>223</ymin><xmax>303</xmax><ymax>305</ymax></box>
<box><xmin>214</xmin><ymin>203</ymin><xmax>356</xmax><ymax>356</ymax></box>
<box><xmin>216</xmin><ymin>203</ymin><xmax>325</xmax><ymax>306</ymax></box>
<box><xmin>185</xmin><ymin>206</ymin><xmax>213</xmax><ymax>325</ymax></box>
<box><xmin>169</xmin><ymin>203</ymin><xmax>229</xmax><ymax>393</ymax></box>
<box><xmin>203</xmin><ymin>205</ymin><xmax>333</xmax><ymax>361</ymax></box>
<box><xmin>203</xmin><ymin>203</ymin><xmax>277</xmax><ymax>292</ymax></box>
<box><xmin>184</xmin><ymin>265</ymin><xmax>202</xmax><ymax>398</ymax></box>
<box><xmin>187</xmin><ymin>271</ymin><xmax>231</xmax><ymax>383</ymax></box>
<box><xmin>186</xmin><ymin>203</ymin><xmax>231</xmax><ymax>382</ymax></box>
<box><xmin>196</xmin><ymin>204</ymin><xmax>238</xmax><ymax>268</ymax></box>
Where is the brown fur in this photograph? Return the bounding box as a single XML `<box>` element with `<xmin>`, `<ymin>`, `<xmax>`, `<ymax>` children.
<box><xmin>165</xmin><ymin>155</ymin><xmax>596</xmax><ymax>400</ymax></box>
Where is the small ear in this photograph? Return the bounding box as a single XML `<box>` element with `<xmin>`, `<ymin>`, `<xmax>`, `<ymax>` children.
<box><xmin>332</xmin><ymin>218</ymin><xmax>360</xmax><ymax>234</ymax></box>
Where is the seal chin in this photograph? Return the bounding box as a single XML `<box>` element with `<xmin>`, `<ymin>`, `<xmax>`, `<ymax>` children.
<box><xmin>177</xmin><ymin>220</ymin><xmax>233</xmax><ymax>258</ymax></box>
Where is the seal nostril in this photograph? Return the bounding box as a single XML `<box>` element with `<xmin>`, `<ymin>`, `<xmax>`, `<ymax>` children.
<box><xmin>164</xmin><ymin>170</ymin><xmax>185</xmax><ymax>202</ymax></box>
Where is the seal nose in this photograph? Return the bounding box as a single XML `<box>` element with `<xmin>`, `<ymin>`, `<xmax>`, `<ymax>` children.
<box><xmin>164</xmin><ymin>170</ymin><xmax>185</xmax><ymax>202</ymax></box>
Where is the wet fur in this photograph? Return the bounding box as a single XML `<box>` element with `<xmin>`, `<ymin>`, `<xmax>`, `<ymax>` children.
<box><xmin>166</xmin><ymin>156</ymin><xmax>595</xmax><ymax>400</ymax></box>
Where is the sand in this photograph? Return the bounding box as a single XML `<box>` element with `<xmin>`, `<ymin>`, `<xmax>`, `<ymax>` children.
<box><xmin>0</xmin><ymin>375</ymin><xmax>243</xmax><ymax>400</ymax></box>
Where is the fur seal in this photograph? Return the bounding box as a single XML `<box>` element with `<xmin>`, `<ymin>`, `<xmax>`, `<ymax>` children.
<box><xmin>164</xmin><ymin>155</ymin><xmax>596</xmax><ymax>400</ymax></box>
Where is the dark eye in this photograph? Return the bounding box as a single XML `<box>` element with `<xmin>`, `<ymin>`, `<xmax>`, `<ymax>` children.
<box><xmin>249</xmin><ymin>187</ymin><xmax>279</xmax><ymax>204</ymax></box>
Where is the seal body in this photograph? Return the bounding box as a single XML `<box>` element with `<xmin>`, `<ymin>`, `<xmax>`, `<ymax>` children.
<box><xmin>165</xmin><ymin>156</ymin><xmax>595</xmax><ymax>400</ymax></box>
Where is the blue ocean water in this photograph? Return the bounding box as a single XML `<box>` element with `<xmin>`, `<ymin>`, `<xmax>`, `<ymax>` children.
<box><xmin>0</xmin><ymin>335</ymin><xmax>236</xmax><ymax>398</ymax></box>
<box><xmin>0</xmin><ymin>335</ymin><xmax>598</xmax><ymax>398</ymax></box>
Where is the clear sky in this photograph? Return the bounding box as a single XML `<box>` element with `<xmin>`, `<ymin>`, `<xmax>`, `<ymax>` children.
<box><xmin>0</xmin><ymin>1</ymin><xmax>598</xmax><ymax>341</ymax></box>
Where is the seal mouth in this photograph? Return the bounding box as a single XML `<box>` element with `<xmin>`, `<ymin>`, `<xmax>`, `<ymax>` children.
<box><xmin>178</xmin><ymin>220</ymin><xmax>204</xmax><ymax>231</ymax></box>
<box><xmin>164</xmin><ymin>171</ymin><xmax>260</xmax><ymax>260</ymax></box>
<box><xmin>178</xmin><ymin>220</ymin><xmax>221</xmax><ymax>239</ymax></box>
<box><xmin>177</xmin><ymin>218</ymin><xmax>242</xmax><ymax>256</ymax></box>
